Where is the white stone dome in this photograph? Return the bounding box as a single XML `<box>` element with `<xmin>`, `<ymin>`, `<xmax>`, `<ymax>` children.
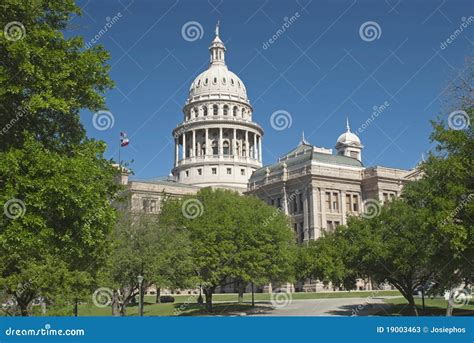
<box><xmin>337</xmin><ymin>131</ymin><xmax>361</xmax><ymax>145</ymax></box>
<box><xmin>336</xmin><ymin>118</ymin><xmax>361</xmax><ymax>145</ymax></box>
<box><xmin>188</xmin><ymin>64</ymin><xmax>248</xmax><ymax>102</ymax></box>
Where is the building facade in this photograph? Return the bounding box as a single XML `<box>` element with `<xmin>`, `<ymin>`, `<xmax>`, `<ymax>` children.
<box><xmin>120</xmin><ymin>24</ymin><xmax>416</xmax><ymax>293</ymax></box>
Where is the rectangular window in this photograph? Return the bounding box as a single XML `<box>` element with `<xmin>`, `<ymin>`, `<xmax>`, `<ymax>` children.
<box><xmin>326</xmin><ymin>220</ymin><xmax>333</xmax><ymax>231</ymax></box>
<box><xmin>390</xmin><ymin>193</ymin><xmax>396</xmax><ymax>200</ymax></box>
<box><xmin>212</xmin><ymin>168</ymin><xmax>217</xmax><ymax>175</ymax></box>
<box><xmin>150</xmin><ymin>200</ymin><xmax>157</xmax><ymax>212</ymax></box>
<box><xmin>332</xmin><ymin>192</ymin><xmax>339</xmax><ymax>211</ymax></box>
<box><xmin>334</xmin><ymin>221</ymin><xmax>340</xmax><ymax>227</ymax></box>
<box><xmin>271</xmin><ymin>199</ymin><xmax>275</xmax><ymax>206</ymax></box>
<box><xmin>299</xmin><ymin>194</ymin><xmax>303</xmax><ymax>213</ymax></box>
<box><xmin>346</xmin><ymin>194</ymin><xmax>351</xmax><ymax>212</ymax></box>
<box><xmin>241</xmin><ymin>169</ymin><xmax>245</xmax><ymax>176</ymax></box>
<box><xmin>185</xmin><ymin>170</ymin><xmax>189</xmax><ymax>177</ymax></box>
<box><xmin>325</xmin><ymin>192</ymin><xmax>331</xmax><ymax>211</ymax></box>
<box><xmin>383</xmin><ymin>192</ymin><xmax>389</xmax><ymax>203</ymax></box>
<box><xmin>197</xmin><ymin>168</ymin><xmax>202</xmax><ymax>175</ymax></box>
<box><xmin>227</xmin><ymin>168</ymin><xmax>232</xmax><ymax>175</ymax></box>
<box><xmin>293</xmin><ymin>196</ymin><xmax>298</xmax><ymax>213</ymax></box>
<box><xmin>353</xmin><ymin>194</ymin><xmax>359</xmax><ymax>212</ymax></box>
<box><xmin>277</xmin><ymin>197</ymin><xmax>281</xmax><ymax>208</ymax></box>
<box><xmin>299</xmin><ymin>223</ymin><xmax>304</xmax><ymax>243</ymax></box>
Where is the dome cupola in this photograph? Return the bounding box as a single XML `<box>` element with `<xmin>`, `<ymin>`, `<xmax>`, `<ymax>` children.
<box><xmin>335</xmin><ymin>118</ymin><xmax>363</xmax><ymax>161</ymax></box>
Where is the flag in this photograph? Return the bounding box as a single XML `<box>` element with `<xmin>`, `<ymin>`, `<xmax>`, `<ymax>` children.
<box><xmin>120</xmin><ymin>131</ymin><xmax>129</xmax><ymax>147</ymax></box>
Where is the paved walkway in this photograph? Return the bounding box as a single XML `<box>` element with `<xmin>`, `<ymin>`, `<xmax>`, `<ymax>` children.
<box><xmin>249</xmin><ymin>296</ymin><xmax>400</xmax><ymax>316</ymax></box>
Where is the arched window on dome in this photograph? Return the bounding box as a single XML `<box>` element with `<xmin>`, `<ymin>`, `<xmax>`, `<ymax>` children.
<box><xmin>212</xmin><ymin>140</ymin><xmax>218</xmax><ymax>156</ymax></box>
<box><xmin>223</xmin><ymin>105</ymin><xmax>229</xmax><ymax>116</ymax></box>
<box><xmin>197</xmin><ymin>79</ymin><xmax>201</xmax><ymax>87</ymax></box>
<box><xmin>237</xmin><ymin>81</ymin><xmax>241</xmax><ymax>88</ymax></box>
<box><xmin>203</xmin><ymin>106</ymin><xmax>208</xmax><ymax>116</ymax></box>
<box><xmin>223</xmin><ymin>141</ymin><xmax>230</xmax><ymax>155</ymax></box>
<box><xmin>204</xmin><ymin>78</ymin><xmax>208</xmax><ymax>85</ymax></box>
<box><xmin>213</xmin><ymin>105</ymin><xmax>218</xmax><ymax>116</ymax></box>
<box><xmin>231</xmin><ymin>79</ymin><xmax>235</xmax><ymax>86</ymax></box>
<box><xmin>241</xmin><ymin>108</ymin><xmax>245</xmax><ymax>118</ymax></box>
<box><xmin>222</xmin><ymin>77</ymin><xmax>226</xmax><ymax>84</ymax></box>
<box><xmin>233</xmin><ymin>106</ymin><xmax>237</xmax><ymax>116</ymax></box>
<box><xmin>213</xmin><ymin>77</ymin><xmax>217</xmax><ymax>84</ymax></box>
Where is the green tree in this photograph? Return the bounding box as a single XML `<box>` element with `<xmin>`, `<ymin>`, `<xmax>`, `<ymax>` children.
<box><xmin>0</xmin><ymin>0</ymin><xmax>114</xmax><ymax>152</ymax></box>
<box><xmin>159</xmin><ymin>188</ymin><xmax>296</xmax><ymax>312</ymax></box>
<box><xmin>341</xmin><ymin>200</ymin><xmax>437</xmax><ymax>315</ymax></box>
<box><xmin>105</xmin><ymin>212</ymin><xmax>193</xmax><ymax>316</ymax></box>
<box><xmin>0</xmin><ymin>138</ymin><xmax>119</xmax><ymax>316</ymax></box>
<box><xmin>296</xmin><ymin>232</ymin><xmax>356</xmax><ymax>291</ymax></box>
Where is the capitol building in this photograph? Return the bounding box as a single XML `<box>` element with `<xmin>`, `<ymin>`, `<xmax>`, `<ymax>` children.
<box><xmin>119</xmin><ymin>24</ymin><xmax>418</xmax><ymax>292</ymax></box>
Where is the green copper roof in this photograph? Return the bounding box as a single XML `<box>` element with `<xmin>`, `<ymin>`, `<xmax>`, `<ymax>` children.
<box><xmin>251</xmin><ymin>143</ymin><xmax>363</xmax><ymax>178</ymax></box>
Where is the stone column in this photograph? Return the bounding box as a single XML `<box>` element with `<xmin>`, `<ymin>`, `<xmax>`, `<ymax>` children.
<box><xmin>233</xmin><ymin>128</ymin><xmax>237</xmax><ymax>157</ymax></box>
<box><xmin>310</xmin><ymin>186</ymin><xmax>319</xmax><ymax>239</ymax></box>
<box><xmin>182</xmin><ymin>133</ymin><xmax>186</xmax><ymax>160</ymax></box>
<box><xmin>303</xmin><ymin>188</ymin><xmax>309</xmax><ymax>241</ymax></box>
<box><xmin>191</xmin><ymin>130</ymin><xmax>196</xmax><ymax>158</ymax></box>
<box><xmin>245</xmin><ymin>130</ymin><xmax>249</xmax><ymax>158</ymax></box>
<box><xmin>219</xmin><ymin>127</ymin><xmax>223</xmax><ymax>156</ymax></box>
<box><xmin>174</xmin><ymin>138</ymin><xmax>178</xmax><ymax>167</ymax></box>
<box><xmin>258</xmin><ymin>135</ymin><xmax>262</xmax><ymax>162</ymax></box>
<box><xmin>253</xmin><ymin>132</ymin><xmax>257</xmax><ymax>159</ymax></box>
<box><xmin>320</xmin><ymin>188</ymin><xmax>327</xmax><ymax>230</ymax></box>
<box><xmin>205</xmin><ymin>128</ymin><xmax>209</xmax><ymax>156</ymax></box>
<box><xmin>282</xmin><ymin>183</ymin><xmax>289</xmax><ymax>215</ymax></box>
<box><xmin>341</xmin><ymin>190</ymin><xmax>346</xmax><ymax>225</ymax></box>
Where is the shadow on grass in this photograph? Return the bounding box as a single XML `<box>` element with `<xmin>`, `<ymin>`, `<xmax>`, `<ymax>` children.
<box><xmin>378</xmin><ymin>304</ymin><xmax>474</xmax><ymax>316</ymax></box>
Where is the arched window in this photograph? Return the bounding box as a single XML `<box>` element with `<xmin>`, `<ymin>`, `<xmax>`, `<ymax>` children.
<box><xmin>231</xmin><ymin>79</ymin><xmax>234</xmax><ymax>86</ymax></box>
<box><xmin>203</xmin><ymin>106</ymin><xmax>208</xmax><ymax>116</ymax></box>
<box><xmin>213</xmin><ymin>105</ymin><xmax>218</xmax><ymax>116</ymax></box>
<box><xmin>197</xmin><ymin>79</ymin><xmax>201</xmax><ymax>87</ymax></box>
<box><xmin>222</xmin><ymin>77</ymin><xmax>226</xmax><ymax>84</ymax></box>
<box><xmin>241</xmin><ymin>109</ymin><xmax>245</xmax><ymax>118</ymax></box>
<box><xmin>204</xmin><ymin>78</ymin><xmax>208</xmax><ymax>85</ymax></box>
<box><xmin>212</xmin><ymin>140</ymin><xmax>218</xmax><ymax>156</ymax></box>
<box><xmin>223</xmin><ymin>141</ymin><xmax>230</xmax><ymax>155</ymax></box>
<box><xmin>213</xmin><ymin>77</ymin><xmax>217</xmax><ymax>84</ymax></box>
<box><xmin>223</xmin><ymin>105</ymin><xmax>229</xmax><ymax>116</ymax></box>
<box><xmin>233</xmin><ymin>106</ymin><xmax>237</xmax><ymax>116</ymax></box>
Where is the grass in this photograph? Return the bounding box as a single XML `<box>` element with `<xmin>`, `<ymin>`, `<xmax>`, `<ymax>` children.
<box><xmin>3</xmin><ymin>290</ymin><xmax>403</xmax><ymax>316</ymax></box>
<box><xmin>381</xmin><ymin>296</ymin><xmax>474</xmax><ymax>316</ymax></box>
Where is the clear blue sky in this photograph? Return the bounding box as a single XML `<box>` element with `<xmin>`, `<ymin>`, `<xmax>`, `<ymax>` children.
<box><xmin>73</xmin><ymin>0</ymin><xmax>473</xmax><ymax>179</ymax></box>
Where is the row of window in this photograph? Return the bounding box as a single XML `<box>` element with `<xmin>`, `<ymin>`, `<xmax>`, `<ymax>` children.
<box><xmin>196</xmin><ymin>77</ymin><xmax>241</xmax><ymax>88</ymax></box>
<box><xmin>325</xmin><ymin>192</ymin><xmax>359</xmax><ymax>213</ymax></box>
<box><xmin>142</xmin><ymin>199</ymin><xmax>157</xmax><ymax>213</ymax></box>
<box><xmin>382</xmin><ymin>192</ymin><xmax>396</xmax><ymax>203</ymax></box>
<box><xmin>186</xmin><ymin>105</ymin><xmax>249</xmax><ymax>120</ymax></box>
<box><xmin>183</xmin><ymin>167</ymin><xmax>247</xmax><ymax>178</ymax></box>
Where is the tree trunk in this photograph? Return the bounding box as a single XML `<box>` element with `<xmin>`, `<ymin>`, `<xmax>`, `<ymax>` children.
<box><xmin>407</xmin><ymin>293</ymin><xmax>418</xmax><ymax>316</ymax></box>
<box><xmin>112</xmin><ymin>290</ymin><xmax>120</xmax><ymax>316</ymax></box>
<box><xmin>155</xmin><ymin>287</ymin><xmax>161</xmax><ymax>304</ymax></box>
<box><xmin>446</xmin><ymin>290</ymin><xmax>454</xmax><ymax>316</ymax></box>
<box><xmin>73</xmin><ymin>299</ymin><xmax>78</xmax><ymax>317</ymax></box>
<box><xmin>238</xmin><ymin>281</ymin><xmax>244</xmax><ymax>303</ymax></box>
<box><xmin>204</xmin><ymin>288</ymin><xmax>214</xmax><ymax>312</ymax></box>
<box><xmin>251</xmin><ymin>282</ymin><xmax>255</xmax><ymax>307</ymax></box>
<box><xmin>421</xmin><ymin>287</ymin><xmax>425</xmax><ymax>311</ymax></box>
<box><xmin>18</xmin><ymin>302</ymin><xmax>29</xmax><ymax>317</ymax></box>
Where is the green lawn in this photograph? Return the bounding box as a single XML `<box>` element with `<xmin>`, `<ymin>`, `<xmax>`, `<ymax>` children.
<box><xmin>381</xmin><ymin>296</ymin><xmax>474</xmax><ymax>316</ymax></box>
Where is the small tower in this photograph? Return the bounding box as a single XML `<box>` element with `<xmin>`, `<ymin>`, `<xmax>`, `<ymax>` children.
<box><xmin>335</xmin><ymin>118</ymin><xmax>363</xmax><ymax>161</ymax></box>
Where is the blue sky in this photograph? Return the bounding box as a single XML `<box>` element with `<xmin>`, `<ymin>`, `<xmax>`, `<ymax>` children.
<box><xmin>73</xmin><ymin>0</ymin><xmax>473</xmax><ymax>179</ymax></box>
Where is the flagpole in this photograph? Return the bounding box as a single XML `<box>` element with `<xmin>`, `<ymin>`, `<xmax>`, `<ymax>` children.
<box><xmin>118</xmin><ymin>133</ymin><xmax>121</xmax><ymax>168</ymax></box>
